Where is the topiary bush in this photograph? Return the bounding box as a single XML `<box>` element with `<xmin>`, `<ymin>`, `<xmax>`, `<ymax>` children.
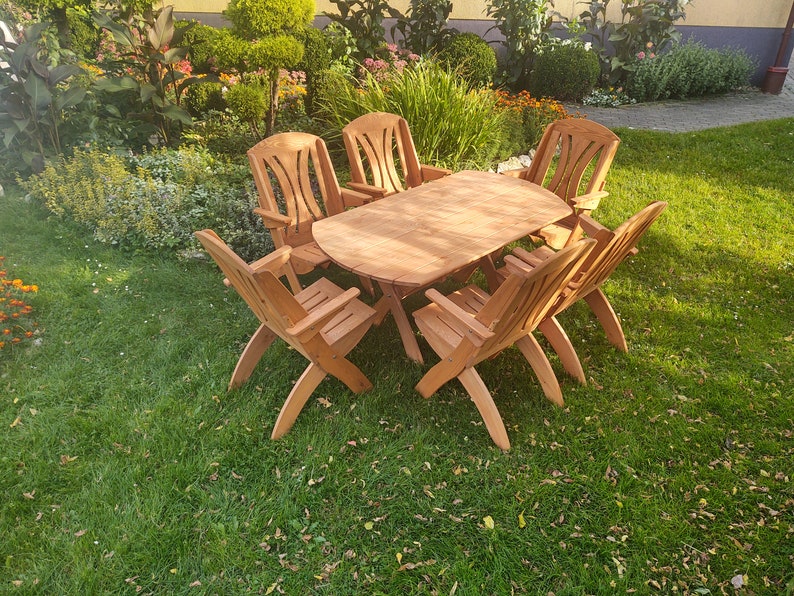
<box><xmin>626</xmin><ymin>40</ymin><xmax>755</xmax><ymax>102</ymax></box>
<box><xmin>297</xmin><ymin>27</ymin><xmax>332</xmax><ymax>115</ymax></box>
<box><xmin>180</xmin><ymin>21</ymin><xmax>221</xmax><ymax>74</ymax></box>
<box><xmin>225</xmin><ymin>0</ymin><xmax>314</xmax><ymax>38</ymax></box>
<box><xmin>20</xmin><ymin>147</ymin><xmax>270</xmax><ymax>261</ymax></box>
<box><xmin>65</xmin><ymin>9</ymin><xmax>99</xmax><ymax>57</ymax></box>
<box><xmin>184</xmin><ymin>81</ymin><xmax>226</xmax><ymax>117</ymax></box>
<box><xmin>527</xmin><ymin>42</ymin><xmax>600</xmax><ymax>102</ymax></box>
<box><xmin>225</xmin><ymin>83</ymin><xmax>268</xmax><ymax>137</ymax></box>
<box><xmin>437</xmin><ymin>32</ymin><xmax>497</xmax><ymax>89</ymax></box>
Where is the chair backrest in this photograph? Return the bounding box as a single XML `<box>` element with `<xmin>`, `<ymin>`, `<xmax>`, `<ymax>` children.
<box><xmin>342</xmin><ymin>111</ymin><xmax>424</xmax><ymax>195</ymax></box>
<box><xmin>475</xmin><ymin>238</ymin><xmax>596</xmax><ymax>361</ymax></box>
<box><xmin>247</xmin><ymin>132</ymin><xmax>344</xmax><ymax>249</ymax></box>
<box><xmin>526</xmin><ymin>119</ymin><xmax>621</xmax><ymax>204</ymax></box>
<box><xmin>195</xmin><ymin>229</ymin><xmax>311</xmax><ymax>355</ymax></box>
<box><xmin>557</xmin><ymin>201</ymin><xmax>668</xmax><ymax>312</ymax></box>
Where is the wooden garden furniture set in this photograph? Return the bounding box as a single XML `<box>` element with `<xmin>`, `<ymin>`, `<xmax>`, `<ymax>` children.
<box><xmin>196</xmin><ymin>112</ymin><xmax>666</xmax><ymax>449</ymax></box>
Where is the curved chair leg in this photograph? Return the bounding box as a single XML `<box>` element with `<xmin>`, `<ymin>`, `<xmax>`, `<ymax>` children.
<box><xmin>415</xmin><ymin>348</ymin><xmax>467</xmax><ymax>399</ymax></box>
<box><xmin>229</xmin><ymin>324</ymin><xmax>277</xmax><ymax>390</ymax></box>
<box><xmin>538</xmin><ymin>316</ymin><xmax>586</xmax><ymax>384</ymax></box>
<box><xmin>271</xmin><ymin>363</ymin><xmax>327</xmax><ymax>439</ymax></box>
<box><xmin>457</xmin><ymin>367</ymin><xmax>510</xmax><ymax>451</ymax></box>
<box><xmin>304</xmin><ymin>335</ymin><xmax>373</xmax><ymax>394</ymax></box>
<box><xmin>319</xmin><ymin>353</ymin><xmax>373</xmax><ymax>394</ymax></box>
<box><xmin>516</xmin><ymin>334</ymin><xmax>564</xmax><ymax>407</ymax></box>
<box><xmin>583</xmin><ymin>288</ymin><xmax>628</xmax><ymax>352</ymax></box>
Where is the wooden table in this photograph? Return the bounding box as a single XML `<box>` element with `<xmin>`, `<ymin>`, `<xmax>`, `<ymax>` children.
<box><xmin>312</xmin><ymin>170</ymin><xmax>573</xmax><ymax>362</ymax></box>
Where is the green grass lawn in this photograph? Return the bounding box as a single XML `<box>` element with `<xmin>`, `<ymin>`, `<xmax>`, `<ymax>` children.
<box><xmin>1</xmin><ymin>120</ymin><xmax>793</xmax><ymax>594</ymax></box>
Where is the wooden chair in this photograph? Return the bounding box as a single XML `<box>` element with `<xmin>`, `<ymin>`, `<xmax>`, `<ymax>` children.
<box><xmin>195</xmin><ymin>229</ymin><xmax>377</xmax><ymax>440</ymax></box>
<box><xmin>502</xmin><ymin>118</ymin><xmax>620</xmax><ymax>249</ymax></box>
<box><xmin>506</xmin><ymin>201</ymin><xmax>668</xmax><ymax>384</ymax></box>
<box><xmin>342</xmin><ymin>111</ymin><xmax>452</xmax><ymax>202</ymax></box>
<box><xmin>247</xmin><ymin>132</ymin><xmax>370</xmax><ymax>294</ymax></box>
<box><xmin>413</xmin><ymin>238</ymin><xmax>597</xmax><ymax>450</ymax></box>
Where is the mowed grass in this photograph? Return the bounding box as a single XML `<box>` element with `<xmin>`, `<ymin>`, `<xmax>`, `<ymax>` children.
<box><xmin>1</xmin><ymin>120</ymin><xmax>793</xmax><ymax>594</ymax></box>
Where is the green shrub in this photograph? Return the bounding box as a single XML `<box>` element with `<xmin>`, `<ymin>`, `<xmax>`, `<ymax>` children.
<box><xmin>626</xmin><ymin>41</ymin><xmax>755</xmax><ymax>102</ymax></box>
<box><xmin>20</xmin><ymin>147</ymin><xmax>270</xmax><ymax>261</ymax></box>
<box><xmin>184</xmin><ymin>81</ymin><xmax>226</xmax><ymax>117</ymax></box>
<box><xmin>438</xmin><ymin>32</ymin><xmax>497</xmax><ymax>89</ymax></box>
<box><xmin>318</xmin><ymin>61</ymin><xmax>510</xmax><ymax>169</ymax></box>
<box><xmin>297</xmin><ymin>27</ymin><xmax>332</xmax><ymax>115</ymax></box>
<box><xmin>181</xmin><ymin>113</ymin><xmax>260</xmax><ymax>157</ymax></box>
<box><xmin>180</xmin><ymin>21</ymin><xmax>221</xmax><ymax>74</ymax></box>
<box><xmin>528</xmin><ymin>42</ymin><xmax>600</xmax><ymax>101</ymax></box>
<box><xmin>225</xmin><ymin>83</ymin><xmax>268</xmax><ymax>136</ymax></box>
<box><xmin>225</xmin><ymin>0</ymin><xmax>314</xmax><ymax>39</ymax></box>
<box><xmin>65</xmin><ymin>9</ymin><xmax>99</xmax><ymax>57</ymax></box>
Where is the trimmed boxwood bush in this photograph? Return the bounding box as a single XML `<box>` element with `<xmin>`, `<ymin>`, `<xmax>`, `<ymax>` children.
<box><xmin>527</xmin><ymin>43</ymin><xmax>600</xmax><ymax>102</ymax></box>
<box><xmin>184</xmin><ymin>81</ymin><xmax>226</xmax><ymax>117</ymax></box>
<box><xmin>438</xmin><ymin>32</ymin><xmax>497</xmax><ymax>89</ymax></box>
<box><xmin>180</xmin><ymin>22</ymin><xmax>222</xmax><ymax>74</ymax></box>
<box><xmin>297</xmin><ymin>27</ymin><xmax>333</xmax><ymax>115</ymax></box>
<box><xmin>225</xmin><ymin>83</ymin><xmax>268</xmax><ymax>135</ymax></box>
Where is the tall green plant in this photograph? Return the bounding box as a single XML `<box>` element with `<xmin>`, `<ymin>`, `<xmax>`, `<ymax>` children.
<box><xmin>319</xmin><ymin>62</ymin><xmax>509</xmax><ymax>169</ymax></box>
<box><xmin>569</xmin><ymin>0</ymin><xmax>690</xmax><ymax>85</ymax></box>
<box><xmin>324</xmin><ymin>0</ymin><xmax>401</xmax><ymax>61</ymax></box>
<box><xmin>486</xmin><ymin>0</ymin><xmax>554</xmax><ymax>88</ymax></box>
<box><xmin>391</xmin><ymin>0</ymin><xmax>457</xmax><ymax>55</ymax></box>
<box><xmin>0</xmin><ymin>21</ymin><xmax>87</xmax><ymax>174</ymax></box>
<box><xmin>93</xmin><ymin>5</ymin><xmax>198</xmax><ymax>145</ymax></box>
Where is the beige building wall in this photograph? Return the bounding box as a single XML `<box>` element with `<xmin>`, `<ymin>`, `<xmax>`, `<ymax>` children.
<box><xmin>166</xmin><ymin>0</ymin><xmax>794</xmax><ymax>28</ymax></box>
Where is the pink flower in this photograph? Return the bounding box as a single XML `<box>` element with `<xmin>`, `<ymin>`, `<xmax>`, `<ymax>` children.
<box><xmin>636</xmin><ymin>51</ymin><xmax>646</xmax><ymax>60</ymax></box>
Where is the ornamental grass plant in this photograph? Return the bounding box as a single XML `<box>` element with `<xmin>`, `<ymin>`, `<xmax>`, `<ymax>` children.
<box><xmin>318</xmin><ymin>61</ymin><xmax>511</xmax><ymax>169</ymax></box>
<box><xmin>1</xmin><ymin>120</ymin><xmax>793</xmax><ymax>593</ymax></box>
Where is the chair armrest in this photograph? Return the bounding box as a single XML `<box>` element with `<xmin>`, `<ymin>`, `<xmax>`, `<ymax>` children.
<box><xmin>253</xmin><ymin>207</ymin><xmax>292</xmax><ymax>228</ymax></box>
<box><xmin>570</xmin><ymin>190</ymin><xmax>609</xmax><ymax>211</ymax></box>
<box><xmin>346</xmin><ymin>181</ymin><xmax>389</xmax><ymax>199</ymax></box>
<box><xmin>287</xmin><ymin>287</ymin><xmax>361</xmax><ymax>341</ymax></box>
<box><xmin>420</xmin><ymin>165</ymin><xmax>453</xmax><ymax>181</ymax></box>
<box><xmin>340</xmin><ymin>187</ymin><xmax>373</xmax><ymax>208</ymax></box>
<box><xmin>511</xmin><ymin>245</ymin><xmax>555</xmax><ymax>269</ymax></box>
<box><xmin>424</xmin><ymin>288</ymin><xmax>495</xmax><ymax>344</ymax></box>
<box><xmin>249</xmin><ymin>246</ymin><xmax>292</xmax><ymax>274</ymax></box>
<box><xmin>500</xmin><ymin>167</ymin><xmax>530</xmax><ymax>179</ymax></box>
<box><xmin>578</xmin><ymin>213</ymin><xmax>609</xmax><ymax>237</ymax></box>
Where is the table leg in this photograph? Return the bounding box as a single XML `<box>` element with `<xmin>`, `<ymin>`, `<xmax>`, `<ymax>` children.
<box><xmin>377</xmin><ymin>281</ymin><xmax>424</xmax><ymax>364</ymax></box>
<box><xmin>478</xmin><ymin>254</ymin><xmax>501</xmax><ymax>293</ymax></box>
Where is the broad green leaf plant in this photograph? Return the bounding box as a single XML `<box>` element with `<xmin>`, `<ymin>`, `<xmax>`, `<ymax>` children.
<box><xmin>485</xmin><ymin>0</ymin><xmax>554</xmax><ymax>88</ymax></box>
<box><xmin>565</xmin><ymin>0</ymin><xmax>690</xmax><ymax>85</ymax></box>
<box><xmin>93</xmin><ymin>5</ymin><xmax>198</xmax><ymax>145</ymax></box>
<box><xmin>0</xmin><ymin>21</ymin><xmax>86</xmax><ymax>173</ymax></box>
